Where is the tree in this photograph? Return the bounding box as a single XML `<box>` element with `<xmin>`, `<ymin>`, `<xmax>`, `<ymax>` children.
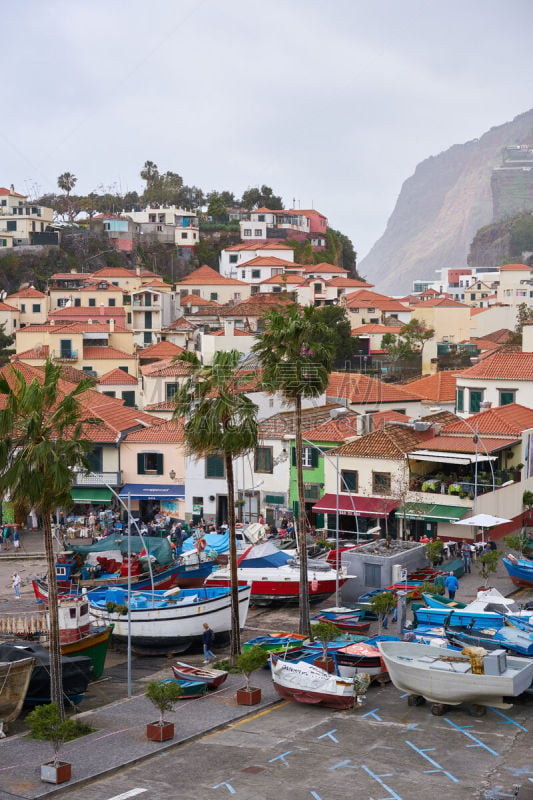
<box><xmin>369</xmin><ymin>591</ymin><xmax>395</xmax><ymax>634</ymax></box>
<box><xmin>140</xmin><ymin>160</ymin><xmax>159</xmax><ymax>187</ymax></box>
<box><xmin>314</xmin><ymin>305</ymin><xmax>361</xmax><ymax>364</ymax></box>
<box><xmin>207</xmin><ymin>193</ymin><xmax>229</xmax><ymax>223</ymax></box>
<box><xmin>509</xmin><ymin>302</ymin><xmax>533</xmax><ymax>346</ymax></box>
<box><xmin>252</xmin><ymin>304</ymin><xmax>334</xmax><ymax>636</ymax></box>
<box><xmin>241</xmin><ymin>185</ymin><xmax>283</xmax><ymax>210</ymax></box>
<box><xmin>57</xmin><ymin>173</ymin><xmax>78</xmax><ymax>223</ymax></box>
<box><xmin>0</xmin><ymin>361</ymin><xmax>97</xmax><ymax>716</ymax></box>
<box><xmin>172</xmin><ymin>350</ymin><xmax>258</xmax><ymax>662</ymax></box>
<box><xmin>399</xmin><ymin>318</ymin><xmax>434</xmax><ymax>354</ymax></box>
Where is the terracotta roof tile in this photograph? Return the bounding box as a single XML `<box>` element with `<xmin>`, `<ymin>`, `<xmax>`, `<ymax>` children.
<box><xmin>224</xmin><ymin>242</ymin><xmax>294</xmax><ymax>252</ymax></box>
<box><xmin>209</xmin><ymin>328</ymin><xmax>254</xmax><ymax>337</ymax></box>
<box><xmin>48</xmin><ymin>308</ymin><xmax>127</xmax><ymax>323</ymax></box>
<box><xmin>333</xmin><ymin>424</ymin><xmax>429</xmax><ymax>459</ymax></box>
<box><xmin>138</xmin><ymin>341</ymin><xmax>185</xmax><ymax>359</ymax></box>
<box><xmin>344</xmin><ymin>289</ymin><xmax>409</xmax><ymax>312</ymax></box>
<box><xmin>327</xmin><ymin>371</ymin><xmax>422</xmax><ymax>404</ymax></box>
<box><xmin>83</xmin><ymin>346</ymin><xmax>136</xmax><ymax>360</ymax></box>
<box><xmin>141</xmin><ymin>358</ymin><xmax>191</xmax><ymax>378</ymax></box>
<box><xmin>458</xmin><ymin>350</ymin><xmax>533</xmax><ymax>380</ymax></box>
<box><xmin>98</xmin><ymin>368</ymin><xmax>138</xmax><ymax>385</ymax></box>
<box><xmin>403</xmin><ymin>371</ymin><xmax>461</xmax><ymax>403</ymax></box>
<box><xmin>124</xmin><ymin>418</ymin><xmax>185</xmax><ymax>443</ymax></box>
<box><xmin>164</xmin><ymin>317</ymin><xmax>197</xmax><ymax>330</ymax></box>
<box><xmin>6</xmin><ymin>287</ymin><xmax>46</xmax><ymax>299</ymax></box>
<box><xmin>176</xmin><ymin>265</ymin><xmax>247</xmax><ymax>286</ymax></box>
<box><xmin>13</xmin><ymin>345</ymin><xmax>50</xmax><ymax>359</ymax></box>
<box><xmin>351</xmin><ymin>323</ymin><xmax>403</xmax><ymax>334</ymax></box>
<box><xmin>410</xmin><ymin>435</ymin><xmax>518</xmax><ymax>454</ymax></box>
<box><xmin>92</xmin><ymin>267</ymin><xmax>138</xmax><ymax>278</ymax></box>
<box><xmin>258</xmin><ymin>405</ymin><xmax>342</xmax><ymax>439</ymax></box>
<box><xmin>302</xmin><ymin>262</ymin><xmax>349</xmax><ymax>274</ymax></box>
<box><xmin>326</xmin><ymin>277</ymin><xmax>373</xmax><ymax>288</ymax></box>
<box><xmin>499</xmin><ymin>263</ymin><xmax>532</xmax><ymax>271</ymax></box>
<box><xmin>371</xmin><ymin>410</ymin><xmax>412</xmax><ymax>427</ymax></box>
<box><xmin>261</xmin><ymin>274</ymin><xmax>307</xmax><ymax>284</ymax></box>
<box><xmin>179</xmin><ymin>294</ymin><xmax>220</xmax><ymax>305</ymax></box>
<box><xmin>414</xmin><ymin>297</ymin><xmax>468</xmax><ymax>308</ymax></box>
<box><xmin>302</xmin><ymin>413</ymin><xmax>360</xmax><ymax>443</ymax></box>
<box><xmin>0</xmin><ymin>301</ymin><xmax>19</xmax><ymax>312</ymax></box>
<box><xmin>239</xmin><ymin>256</ymin><xmax>298</xmax><ymax>268</ymax></box>
<box><xmin>442</xmin><ymin>403</ymin><xmax>533</xmax><ymax>436</ymax></box>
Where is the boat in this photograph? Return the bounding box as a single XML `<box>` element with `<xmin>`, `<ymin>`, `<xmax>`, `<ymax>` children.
<box><xmin>205</xmin><ymin>541</ymin><xmax>348</xmax><ymax>604</ymax></box>
<box><xmin>270</xmin><ymin>654</ymin><xmax>366</xmax><ymax>709</ymax></box>
<box><xmin>242</xmin><ymin>633</ymin><xmax>307</xmax><ymax>655</ymax></box>
<box><xmin>502</xmin><ymin>554</ymin><xmax>533</xmax><ymax>588</ymax></box>
<box><xmin>0</xmin><ymin>657</ymin><xmax>34</xmax><ymax>736</ymax></box>
<box><xmin>378</xmin><ymin>640</ymin><xmax>533</xmax><ymax>710</ymax></box>
<box><xmin>32</xmin><ymin>532</ymin><xmax>216</xmax><ymax>601</ymax></box>
<box><xmin>414</xmin><ymin>588</ymin><xmax>532</xmax><ymax>629</ymax></box>
<box><xmin>312</xmin><ymin>614</ymin><xmax>371</xmax><ymax>634</ymax></box>
<box><xmin>87</xmin><ymin>584</ymin><xmax>251</xmax><ymax>653</ymax></box>
<box><xmin>421</xmin><ymin>592</ymin><xmax>467</xmax><ymax>610</ymax></box>
<box><xmin>0</xmin><ymin>641</ymin><xmax>92</xmax><ymax>706</ymax></box>
<box><xmin>335</xmin><ymin>642</ymin><xmax>386</xmax><ymax>678</ymax></box>
<box><xmin>162</xmin><ymin>677</ymin><xmax>207</xmax><ymax>699</ymax></box>
<box><xmin>171</xmin><ymin>661</ymin><xmax>228</xmax><ymax>689</ymax></box>
<box><xmin>444</xmin><ymin>621</ymin><xmax>533</xmax><ymax>657</ymax></box>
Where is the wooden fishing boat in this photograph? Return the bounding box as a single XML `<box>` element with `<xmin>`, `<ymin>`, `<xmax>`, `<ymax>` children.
<box><xmin>378</xmin><ymin>640</ymin><xmax>533</xmax><ymax>710</ymax></box>
<box><xmin>502</xmin><ymin>554</ymin><xmax>533</xmax><ymax>588</ymax></box>
<box><xmin>421</xmin><ymin>592</ymin><xmax>467</xmax><ymax>610</ymax></box>
<box><xmin>0</xmin><ymin>657</ymin><xmax>34</xmax><ymax>736</ymax></box>
<box><xmin>335</xmin><ymin>642</ymin><xmax>386</xmax><ymax>678</ymax></box>
<box><xmin>162</xmin><ymin>677</ymin><xmax>207</xmax><ymax>699</ymax></box>
<box><xmin>444</xmin><ymin>623</ymin><xmax>533</xmax><ymax>657</ymax></box>
<box><xmin>270</xmin><ymin>654</ymin><xmax>360</xmax><ymax>710</ymax></box>
<box><xmin>171</xmin><ymin>661</ymin><xmax>228</xmax><ymax>689</ymax></box>
<box><xmin>312</xmin><ymin>615</ymin><xmax>371</xmax><ymax>634</ymax></box>
<box><xmin>415</xmin><ymin>588</ymin><xmax>531</xmax><ymax>629</ymax></box>
<box><xmin>88</xmin><ymin>584</ymin><xmax>251</xmax><ymax>653</ymax></box>
<box><xmin>242</xmin><ymin>633</ymin><xmax>307</xmax><ymax>655</ymax></box>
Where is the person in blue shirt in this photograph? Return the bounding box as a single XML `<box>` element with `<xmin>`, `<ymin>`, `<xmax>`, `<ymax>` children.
<box><xmin>444</xmin><ymin>572</ymin><xmax>459</xmax><ymax>600</ymax></box>
<box><xmin>202</xmin><ymin>623</ymin><xmax>216</xmax><ymax>664</ymax></box>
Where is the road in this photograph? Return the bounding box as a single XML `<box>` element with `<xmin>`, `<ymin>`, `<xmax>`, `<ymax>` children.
<box><xmin>50</xmin><ymin>680</ymin><xmax>533</xmax><ymax>800</ymax></box>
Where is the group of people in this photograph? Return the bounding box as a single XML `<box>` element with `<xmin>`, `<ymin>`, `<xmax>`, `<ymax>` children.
<box><xmin>2</xmin><ymin>525</ymin><xmax>20</xmax><ymax>551</ymax></box>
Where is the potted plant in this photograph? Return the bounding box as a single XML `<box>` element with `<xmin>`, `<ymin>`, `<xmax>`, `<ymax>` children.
<box><xmin>310</xmin><ymin>620</ymin><xmax>340</xmax><ymax>673</ymax></box>
<box><xmin>476</xmin><ymin>549</ymin><xmax>499</xmax><ymax>590</ymax></box>
<box><xmin>235</xmin><ymin>646</ymin><xmax>268</xmax><ymax>705</ymax></box>
<box><xmin>27</xmin><ymin>702</ymin><xmax>93</xmax><ymax>784</ymax></box>
<box><xmin>369</xmin><ymin>591</ymin><xmax>395</xmax><ymax>634</ymax></box>
<box><xmin>145</xmin><ymin>680</ymin><xmax>183</xmax><ymax>741</ymax></box>
<box><xmin>425</xmin><ymin>539</ymin><xmax>444</xmax><ymax>567</ymax></box>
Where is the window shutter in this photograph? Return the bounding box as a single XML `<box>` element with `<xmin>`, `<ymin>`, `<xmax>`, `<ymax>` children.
<box><xmin>155</xmin><ymin>453</ymin><xmax>164</xmax><ymax>475</ymax></box>
<box><xmin>311</xmin><ymin>448</ymin><xmax>319</xmax><ymax>468</ymax></box>
<box><xmin>291</xmin><ymin>447</ymin><xmax>296</xmax><ymax>466</ymax></box>
<box><xmin>137</xmin><ymin>453</ymin><xmax>145</xmax><ymax>475</ymax></box>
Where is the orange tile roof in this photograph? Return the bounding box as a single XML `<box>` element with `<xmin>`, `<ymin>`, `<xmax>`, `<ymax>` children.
<box><xmin>410</xmin><ymin>435</ymin><xmax>518</xmax><ymax>454</ymax></box>
<box><xmin>482</xmin><ymin>328</ymin><xmax>513</xmax><ymax>344</ymax></box>
<box><xmin>303</xmin><ymin>262</ymin><xmax>349</xmax><ymax>274</ymax></box>
<box><xmin>0</xmin><ymin>187</ymin><xmax>25</xmax><ymax>197</ymax></box>
<box><xmin>403</xmin><ymin>371</ymin><xmax>460</xmax><ymax>402</ymax></box>
<box><xmin>176</xmin><ymin>265</ymin><xmax>247</xmax><ymax>286</ymax></box>
<box><xmin>327</xmin><ymin>371</ymin><xmax>423</xmax><ymax>404</ymax></box>
<box><xmin>98</xmin><ymin>367</ymin><xmax>138</xmax><ymax>385</ymax></box>
<box><xmin>261</xmin><ymin>274</ymin><xmax>306</xmax><ymax>284</ymax></box>
<box><xmin>13</xmin><ymin>345</ymin><xmax>50</xmax><ymax>359</ymax></box>
<box><xmin>351</xmin><ymin>323</ymin><xmax>403</xmax><ymax>334</ymax></box>
<box><xmin>141</xmin><ymin>358</ymin><xmax>192</xmax><ymax>378</ymax></box>
<box><xmin>458</xmin><ymin>350</ymin><xmax>533</xmax><ymax>380</ymax></box>
<box><xmin>179</xmin><ymin>294</ymin><xmax>220</xmax><ymax>305</ymax></box>
<box><xmin>0</xmin><ymin>301</ymin><xmax>19</xmax><ymax>312</ymax></box>
<box><xmin>92</xmin><ymin>267</ymin><xmax>138</xmax><ymax>278</ymax></box>
<box><xmin>467</xmin><ymin>338</ymin><xmax>501</xmax><ymax>352</ymax></box>
<box><xmin>138</xmin><ymin>341</ymin><xmax>185</xmax><ymax>359</ymax></box>
<box><xmin>224</xmin><ymin>242</ymin><xmax>294</xmax><ymax>252</ymax></box>
<box><xmin>83</xmin><ymin>346</ymin><xmax>136</xmax><ymax>360</ymax></box>
<box><xmin>79</xmin><ymin>281</ymin><xmax>125</xmax><ymax>293</ymax></box>
<box><xmin>414</xmin><ymin>297</ymin><xmax>468</xmax><ymax>308</ymax></box>
<box><xmin>442</xmin><ymin>403</ymin><xmax>533</xmax><ymax>436</ymax></box>
<box><xmin>164</xmin><ymin>317</ymin><xmax>198</xmax><ymax>331</ymax></box>
<box><xmin>258</xmin><ymin>405</ymin><xmax>341</xmax><ymax>439</ymax></box>
<box><xmin>499</xmin><ymin>263</ymin><xmax>532</xmax><ymax>271</ymax></box>
<box><xmin>6</xmin><ymin>287</ymin><xmax>46</xmax><ymax>299</ymax></box>
<box><xmin>239</xmin><ymin>256</ymin><xmax>298</xmax><ymax>268</ymax></box>
<box><xmin>470</xmin><ymin>307</ymin><xmax>489</xmax><ymax>316</ymax></box>
<box><xmin>124</xmin><ymin>418</ymin><xmax>185</xmax><ymax>443</ymax></box>
<box><xmin>302</xmin><ymin>414</ymin><xmax>360</xmax><ymax>443</ymax></box>
<box><xmin>209</xmin><ymin>328</ymin><xmax>254</xmax><ymax>337</ymax></box>
<box><xmin>326</xmin><ymin>277</ymin><xmax>373</xmax><ymax>288</ymax></box>
<box><xmin>144</xmin><ymin>400</ymin><xmax>176</xmax><ymax>411</ymax></box>
<box><xmin>344</xmin><ymin>289</ymin><xmax>408</xmax><ymax>312</ymax></box>
<box><xmin>48</xmin><ymin>307</ymin><xmax>127</xmax><ymax>322</ymax></box>
<box><xmin>371</xmin><ymin>410</ymin><xmax>412</xmax><ymax>427</ymax></box>
<box><xmin>333</xmin><ymin>424</ymin><xmax>429</xmax><ymax>459</ymax></box>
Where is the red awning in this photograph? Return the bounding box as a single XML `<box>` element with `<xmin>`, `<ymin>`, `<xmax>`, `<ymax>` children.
<box><xmin>312</xmin><ymin>494</ymin><xmax>399</xmax><ymax>518</ymax></box>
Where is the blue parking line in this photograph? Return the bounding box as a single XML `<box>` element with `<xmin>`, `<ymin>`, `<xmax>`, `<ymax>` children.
<box><xmin>444</xmin><ymin>718</ymin><xmax>499</xmax><ymax>756</ymax></box>
<box><xmin>406</xmin><ymin>740</ymin><xmax>459</xmax><ymax>783</ymax></box>
<box><xmin>360</xmin><ymin>764</ymin><xmax>403</xmax><ymax>800</ymax></box>
<box><xmin>211</xmin><ymin>782</ymin><xmax>236</xmax><ymax>794</ymax></box>
<box><xmin>488</xmin><ymin>707</ymin><xmax>528</xmax><ymax>732</ymax></box>
<box><xmin>268</xmin><ymin>751</ymin><xmax>293</xmax><ymax>767</ymax></box>
<box><xmin>318</xmin><ymin>729</ymin><xmax>339</xmax><ymax>743</ymax></box>
<box><xmin>362</xmin><ymin>708</ymin><xmax>382</xmax><ymax>721</ymax></box>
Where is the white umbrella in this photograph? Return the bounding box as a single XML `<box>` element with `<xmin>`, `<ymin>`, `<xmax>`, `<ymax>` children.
<box><xmin>452</xmin><ymin>513</ymin><xmax>510</xmax><ymax>527</ymax></box>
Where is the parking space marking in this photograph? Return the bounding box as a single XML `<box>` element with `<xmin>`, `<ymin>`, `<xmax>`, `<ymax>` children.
<box><xmin>406</xmin><ymin>740</ymin><xmax>459</xmax><ymax>783</ymax></box>
<box><xmin>488</xmin><ymin>707</ymin><xmax>528</xmax><ymax>732</ymax></box>
<box><xmin>444</xmin><ymin>718</ymin><xmax>499</xmax><ymax>756</ymax></box>
<box><xmin>362</xmin><ymin>707</ymin><xmax>382</xmax><ymax>721</ymax></box>
<box><xmin>211</xmin><ymin>782</ymin><xmax>236</xmax><ymax>794</ymax></box>
<box><xmin>269</xmin><ymin>751</ymin><xmax>293</xmax><ymax>766</ymax></box>
<box><xmin>360</xmin><ymin>764</ymin><xmax>403</xmax><ymax>800</ymax></box>
<box><xmin>318</xmin><ymin>729</ymin><xmax>339</xmax><ymax>743</ymax></box>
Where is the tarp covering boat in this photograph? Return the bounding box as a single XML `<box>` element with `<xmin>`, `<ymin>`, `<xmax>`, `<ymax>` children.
<box><xmin>70</xmin><ymin>532</ymin><xmax>173</xmax><ymax>566</ymax></box>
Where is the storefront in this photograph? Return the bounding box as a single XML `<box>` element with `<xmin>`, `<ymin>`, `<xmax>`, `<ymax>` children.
<box><xmin>312</xmin><ymin>494</ymin><xmax>399</xmax><ymax>539</ymax></box>
<box><xmin>398</xmin><ymin>502</ymin><xmax>468</xmax><ymax>540</ymax></box>
<box><xmin>119</xmin><ymin>483</ymin><xmax>185</xmax><ymax>522</ymax></box>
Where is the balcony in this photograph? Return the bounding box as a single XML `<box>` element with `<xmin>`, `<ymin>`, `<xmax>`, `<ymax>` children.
<box><xmin>409</xmin><ymin>468</ymin><xmax>519</xmax><ymax>499</ymax></box>
<box><xmin>54</xmin><ymin>350</ymin><xmax>78</xmax><ymax>361</ymax></box>
<box><xmin>73</xmin><ymin>471</ymin><xmax>122</xmax><ymax>487</ymax></box>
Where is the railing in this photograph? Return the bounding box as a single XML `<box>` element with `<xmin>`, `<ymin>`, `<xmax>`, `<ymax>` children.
<box><xmin>54</xmin><ymin>350</ymin><xmax>78</xmax><ymax>361</ymax></box>
<box><xmin>73</xmin><ymin>471</ymin><xmax>121</xmax><ymax>486</ymax></box>
<box><xmin>409</xmin><ymin>470</ymin><xmax>518</xmax><ymax>498</ymax></box>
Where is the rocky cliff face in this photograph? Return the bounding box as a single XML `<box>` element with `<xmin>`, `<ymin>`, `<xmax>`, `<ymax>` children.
<box><xmin>360</xmin><ymin>109</ymin><xmax>533</xmax><ymax>294</ymax></box>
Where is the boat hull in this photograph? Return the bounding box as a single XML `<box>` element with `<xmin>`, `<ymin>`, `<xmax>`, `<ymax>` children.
<box><xmin>88</xmin><ymin>585</ymin><xmax>251</xmax><ymax>653</ymax></box>
<box><xmin>171</xmin><ymin>662</ymin><xmax>228</xmax><ymax>689</ymax></box>
<box><xmin>205</xmin><ymin>573</ymin><xmax>345</xmax><ymax>603</ymax></box>
<box><xmin>0</xmin><ymin>657</ymin><xmax>34</xmax><ymax>727</ymax></box>
<box><xmin>378</xmin><ymin>640</ymin><xmax>533</xmax><ymax>708</ymax></box>
<box><xmin>61</xmin><ymin>625</ymin><xmax>114</xmax><ymax>679</ymax></box>
<box><xmin>502</xmin><ymin>556</ymin><xmax>533</xmax><ymax>588</ymax></box>
<box><xmin>270</xmin><ymin>656</ymin><xmax>357</xmax><ymax>710</ymax></box>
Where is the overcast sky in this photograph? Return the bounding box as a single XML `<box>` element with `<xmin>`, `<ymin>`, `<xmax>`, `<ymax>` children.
<box><xmin>3</xmin><ymin>0</ymin><xmax>533</xmax><ymax>258</ymax></box>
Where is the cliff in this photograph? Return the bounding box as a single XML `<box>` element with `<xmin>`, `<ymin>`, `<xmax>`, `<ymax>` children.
<box><xmin>360</xmin><ymin>109</ymin><xmax>533</xmax><ymax>294</ymax></box>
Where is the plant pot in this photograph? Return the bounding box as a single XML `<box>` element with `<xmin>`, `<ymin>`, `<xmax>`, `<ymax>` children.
<box><xmin>236</xmin><ymin>687</ymin><xmax>261</xmax><ymax>705</ymax></box>
<box><xmin>41</xmin><ymin>761</ymin><xmax>72</xmax><ymax>784</ymax></box>
<box><xmin>313</xmin><ymin>657</ymin><xmax>335</xmax><ymax>673</ymax></box>
<box><xmin>146</xmin><ymin>721</ymin><xmax>175</xmax><ymax>742</ymax></box>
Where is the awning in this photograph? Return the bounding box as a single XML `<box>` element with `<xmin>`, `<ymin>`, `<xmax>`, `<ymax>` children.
<box><xmin>70</xmin><ymin>487</ymin><xmax>113</xmax><ymax>504</ymax></box>
<box><xmin>312</xmin><ymin>494</ymin><xmax>399</xmax><ymax>518</ymax></box>
<box><xmin>399</xmin><ymin>503</ymin><xmax>468</xmax><ymax>523</ymax></box>
<box><xmin>408</xmin><ymin>450</ymin><xmax>496</xmax><ymax>466</ymax></box>
<box><xmin>119</xmin><ymin>483</ymin><xmax>185</xmax><ymax>500</ymax></box>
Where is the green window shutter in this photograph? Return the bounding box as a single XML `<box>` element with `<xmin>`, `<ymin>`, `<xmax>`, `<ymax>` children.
<box><xmin>155</xmin><ymin>453</ymin><xmax>164</xmax><ymax>475</ymax></box>
<box><xmin>469</xmin><ymin>390</ymin><xmax>482</xmax><ymax>413</ymax></box>
<box><xmin>311</xmin><ymin>448</ymin><xmax>319</xmax><ymax>468</ymax></box>
<box><xmin>293</xmin><ymin>501</ymin><xmax>299</xmax><ymax>518</ymax></box>
<box><xmin>500</xmin><ymin>391</ymin><xmax>514</xmax><ymax>406</ymax></box>
<box><xmin>291</xmin><ymin>447</ymin><xmax>296</xmax><ymax>466</ymax></box>
<box><xmin>456</xmin><ymin>388</ymin><xmax>464</xmax><ymax>412</ymax></box>
<box><xmin>137</xmin><ymin>453</ymin><xmax>145</xmax><ymax>475</ymax></box>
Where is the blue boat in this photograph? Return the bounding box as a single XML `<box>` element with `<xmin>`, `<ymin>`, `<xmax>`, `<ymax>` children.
<box><xmin>502</xmin><ymin>555</ymin><xmax>533</xmax><ymax>589</ymax></box>
<box><xmin>415</xmin><ymin>588</ymin><xmax>530</xmax><ymax>630</ymax></box>
<box><xmin>444</xmin><ymin>623</ymin><xmax>533</xmax><ymax>657</ymax></box>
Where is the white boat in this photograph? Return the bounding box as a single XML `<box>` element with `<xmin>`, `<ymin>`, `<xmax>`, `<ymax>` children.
<box><xmin>87</xmin><ymin>584</ymin><xmax>251</xmax><ymax>653</ymax></box>
<box><xmin>270</xmin><ymin>655</ymin><xmax>366</xmax><ymax>709</ymax></box>
<box><xmin>378</xmin><ymin>640</ymin><xmax>533</xmax><ymax>709</ymax></box>
<box><xmin>205</xmin><ymin>541</ymin><xmax>348</xmax><ymax>604</ymax></box>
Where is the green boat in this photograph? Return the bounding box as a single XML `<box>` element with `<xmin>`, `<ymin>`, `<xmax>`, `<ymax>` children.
<box><xmin>61</xmin><ymin>624</ymin><xmax>114</xmax><ymax>679</ymax></box>
<box><xmin>163</xmin><ymin>678</ymin><xmax>207</xmax><ymax>698</ymax></box>
<box><xmin>422</xmin><ymin>593</ymin><xmax>467</xmax><ymax>610</ymax></box>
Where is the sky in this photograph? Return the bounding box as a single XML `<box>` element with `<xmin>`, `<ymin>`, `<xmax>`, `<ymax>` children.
<box><xmin>3</xmin><ymin>0</ymin><xmax>533</xmax><ymax>259</ymax></box>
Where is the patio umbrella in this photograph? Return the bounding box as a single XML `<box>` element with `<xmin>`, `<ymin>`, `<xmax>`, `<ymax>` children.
<box><xmin>452</xmin><ymin>513</ymin><xmax>511</xmax><ymax>545</ymax></box>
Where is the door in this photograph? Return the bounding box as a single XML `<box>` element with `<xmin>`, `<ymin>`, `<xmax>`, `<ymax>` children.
<box><xmin>216</xmin><ymin>495</ymin><xmax>228</xmax><ymax>527</ymax></box>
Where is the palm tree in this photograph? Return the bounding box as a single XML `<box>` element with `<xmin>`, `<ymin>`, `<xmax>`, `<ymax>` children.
<box><xmin>252</xmin><ymin>304</ymin><xmax>334</xmax><ymax>636</ymax></box>
<box><xmin>0</xmin><ymin>361</ymin><xmax>97</xmax><ymax>716</ymax></box>
<box><xmin>57</xmin><ymin>172</ymin><xmax>77</xmax><ymax>198</ymax></box>
<box><xmin>172</xmin><ymin>350</ymin><xmax>258</xmax><ymax>662</ymax></box>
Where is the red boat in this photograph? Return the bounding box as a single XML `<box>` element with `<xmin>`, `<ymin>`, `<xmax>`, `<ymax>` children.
<box><xmin>171</xmin><ymin>661</ymin><xmax>228</xmax><ymax>689</ymax></box>
<box><xmin>313</xmin><ymin>615</ymin><xmax>371</xmax><ymax>634</ymax></box>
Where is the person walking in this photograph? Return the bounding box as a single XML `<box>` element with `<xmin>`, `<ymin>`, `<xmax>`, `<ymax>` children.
<box><xmin>12</xmin><ymin>527</ymin><xmax>20</xmax><ymax>551</ymax></box>
<box><xmin>202</xmin><ymin>623</ymin><xmax>216</xmax><ymax>664</ymax></box>
<box><xmin>462</xmin><ymin>541</ymin><xmax>472</xmax><ymax>573</ymax></box>
<box><xmin>12</xmin><ymin>572</ymin><xmax>21</xmax><ymax>599</ymax></box>
<box><xmin>444</xmin><ymin>572</ymin><xmax>459</xmax><ymax>600</ymax></box>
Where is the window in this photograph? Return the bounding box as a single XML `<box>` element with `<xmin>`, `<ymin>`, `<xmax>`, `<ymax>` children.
<box><xmin>6</xmin><ymin>221</ymin><xmax>16</xmax><ymax>231</ymax></box>
<box><xmin>499</xmin><ymin>389</ymin><xmax>516</xmax><ymax>406</ymax></box>
<box><xmin>206</xmin><ymin>454</ymin><xmax>225</xmax><ymax>478</ymax></box>
<box><xmin>372</xmin><ymin>472</ymin><xmax>391</xmax><ymax>494</ymax></box>
<box><xmin>243</xmin><ymin>229</ymin><xmax>252</xmax><ymax>236</ymax></box>
<box><xmin>210</xmin><ymin>292</ymin><xmax>218</xmax><ymax>301</ymax></box>
<box><xmin>229</xmin><ymin>255</ymin><xmax>238</xmax><ymax>264</ymax></box>
<box><xmin>143</xmin><ymin>332</ymin><xmax>151</xmax><ymax>344</ymax></box>
<box><xmin>254</xmin><ymin>229</ymin><xmax>262</xmax><ymax>236</ymax></box>
<box><xmin>108</xmin><ymin>298</ymin><xmax>116</xmax><ymax>307</ymax></box>
<box><xmin>88</xmin><ymin>298</ymin><xmax>96</xmax><ymax>307</ymax></box>
<box><xmin>470</xmin><ymin>293</ymin><xmax>475</xmax><ymax>301</ymax></box>
<box><xmin>32</xmin><ymin>304</ymin><xmax>40</xmax><ymax>313</ymax></box>
<box><xmin>341</xmin><ymin>470</ymin><xmax>358</xmax><ymax>492</ymax></box>
<box><xmin>20</xmin><ymin>304</ymin><xmax>26</xmax><ymax>313</ymax></box>
<box><xmin>137</xmin><ymin>452</ymin><xmax>163</xmax><ymax>475</ymax></box>
<box><xmin>303</xmin><ymin>483</ymin><xmax>321</xmax><ymax>501</ymax></box>
<box><xmin>87</xmin><ymin>446</ymin><xmax>103</xmax><ymax>473</ymax></box>
<box><xmin>181</xmin><ymin>232</ymin><xmax>187</xmax><ymax>239</ymax></box>
<box><xmin>251</xmin><ymin>270</ymin><xmax>261</xmax><ymax>279</ymax></box>
<box><xmin>103</xmin><ymin>390</ymin><xmax>116</xmax><ymax>398</ymax></box>
<box><xmin>257</xmin><ymin>215</ymin><xmax>265</xmax><ymax>222</ymax></box>
<box><xmin>74</xmin><ymin>298</ymin><xmax>81</xmax><ymax>307</ymax></box>
<box><xmin>469</xmin><ymin>389</ymin><xmax>483</xmax><ymax>414</ymax></box>
<box><xmin>166</xmin><ymin>383</ymin><xmax>178</xmax><ymax>400</ymax></box>
<box><xmin>364</xmin><ymin>563</ymin><xmax>382</xmax><ymax>588</ymax></box>
<box><xmin>127</xmin><ymin>312</ymin><xmax>132</xmax><ymax>324</ymax></box>
<box><xmin>59</xmin><ymin>339</ymin><xmax>73</xmax><ymax>358</ymax></box>
<box><xmin>254</xmin><ymin>446</ymin><xmax>273</xmax><ymax>473</ymax></box>
<box><xmin>456</xmin><ymin>388</ymin><xmax>464</xmax><ymax>412</ymax></box>
<box><xmin>295</xmin><ymin>446</ymin><xmax>319</xmax><ymax>469</ymax></box>
<box><xmin>118</xmin><ymin>366</ymin><xmax>129</xmax><ymax>373</ymax></box>
<box><xmin>314</xmin><ymin>283</ymin><xmax>322</xmax><ymax>293</ymax></box>
<box><xmin>82</xmin><ymin>366</ymin><xmax>94</xmax><ymax>374</ymax></box>
<box><xmin>122</xmin><ymin>391</ymin><xmax>135</xmax><ymax>407</ymax></box>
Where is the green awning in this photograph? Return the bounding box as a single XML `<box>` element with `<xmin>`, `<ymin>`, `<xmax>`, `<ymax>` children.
<box><xmin>399</xmin><ymin>503</ymin><xmax>468</xmax><ymax>523</ymax></box>
<box><xmin>70</xmin><ymin>487</ymin><xmax>113</xmax><ymax>504</ymax></box>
